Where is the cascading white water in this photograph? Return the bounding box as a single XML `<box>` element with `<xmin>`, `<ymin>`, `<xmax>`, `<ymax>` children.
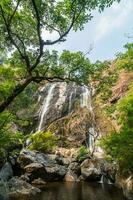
<box><xmin>99</xmin><ymin>175</ymin><xmax>104</xmax><ymax>184</ymax></box>
<box><xmin>68</xmin><ymin>92</ymin><xmax>73</xmax><ymax>113</ymax></box>
<box><xmin>88</xmin><ymin>127</ymin><xmax>95</xmax><ymax>153</ymax></box>
<box><xmin>37</xmin><ymin>83</ymin><xmax>56</xmax><ymax>131</ymax></box>
<box><xmin>80</xmin><ymin>86</ymin><xmax>89</xmax><ymax>108</ymax></box>
<box><xmin>99</xmin><ymin>174</ymin><xmax>113</xmax><ymax>185</ymax></box>
<box><xmin>80</xmin><ymin>85</ymin><xmax>93</xmax><ymax>111</ymax></box>
<box><xmin>80</xmin><ymin>85</ymin><xmax>95</xmax><ymax>152</ymax></box>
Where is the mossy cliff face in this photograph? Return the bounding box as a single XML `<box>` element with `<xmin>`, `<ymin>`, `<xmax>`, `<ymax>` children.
<box><xmin>48</xmin><ymin>108</ymin><xmax>92</xmax><ymax>148</ymax></box>
<box><xmin>34</xmin><ymin>82</ymin><xmax>96</xmax><ymax>150</ymax></box>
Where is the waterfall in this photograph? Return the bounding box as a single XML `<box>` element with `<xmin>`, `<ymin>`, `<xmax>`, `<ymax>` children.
<box><xmin>37</xmin><ymin>83</ymin><xmax>56</xmax><ymax>131</ymax></box>
<box><xmin>99</xmin><ymin>175</ymin><xmax>104</xmax><ymax>184</ymax></box>
<box><xmin>99</xmin><ymin>174</ymin><xmax>113</xmax><ymax>185</ymax></box>
<box><xmin>108</xmin><ymin>179</ymin><xmax>113</xmax><ymax>184</ymax></box>
<box><xmin>80</xmin><ymin>86</ymin><xmax>90</xmax><ymax>108</ymax></box>
<box><xmin>80</xmin><ymin>85</ymin><xmax>93</xmax><ymax>112</ymax></box>
<box><xmin>88</xmin><ymin>127</ymin><xmax>95</xmax><ymax>153</ymax></box>
<box><xmin>68</xmin><ymin>92</ymin><xmax>73</xmax><ymax>113</ymax></box>
<box><xmin>80</xmin><ymin>85</ymin><xmax>95</xmax><ymax>152</ymax></box>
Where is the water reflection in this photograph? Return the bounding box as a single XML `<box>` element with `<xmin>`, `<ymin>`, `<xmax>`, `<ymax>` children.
<box><xmin>40</xmin><ymin>182</ymin><xmax>125</xmax><ymax>200</ymax></box>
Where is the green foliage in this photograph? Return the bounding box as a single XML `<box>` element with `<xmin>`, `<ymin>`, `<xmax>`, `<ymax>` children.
<box><xmin>11</xmin><ymin>82</ymin><xmax>38</xmax><ymax>112</ymax></box>
<box><xmin>76</xmin><ymin>146</ymin><xmax>89</xmax><ymax>162</ymax></box>
<box><xmin>101</xmin><ymin>83</ymin><xmax>133</xmax><ymax>174</ymax></box>
<box><xmin>116</xmin><ymin>43</ymin><xmax>133</xmax><ymax>71</ymax></box>
<box><xmin>105</xmin><ymin>104</ymin><xmax>116</xmax><ymax>116</ymax></box>
<box><xmin>117</xmin><ymin>82</ymin><xmax>133</xmax><ymax>126</ymax></box>
<box><xmin>0</xmin><ymin>64</ymin><xmax>17</xmax><ymax>101</ymax></box>
<box><xmin>29</xmin><ymin>131</ymin><xmax>58</xmax><ymax>153</ymax></box>
<box><xmin>94</xmin><ymin>64</ymin><xmax>119</xmax><ymax>101</ymax></box>
<box><xmin>0</xmin><ymin>0</ymin><xmax>120</xmax><ymax>112</ymax></box>
<box><xmin>0</xmin><ymin>110</ymin><xmax>24</xmax><ymax>159</ymax></box>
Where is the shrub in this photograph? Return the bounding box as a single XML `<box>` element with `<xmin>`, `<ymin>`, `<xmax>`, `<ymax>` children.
<box><xmin>116</xmin><ymin>43</ymin><xmax>133</xmax><ymax>71</ymax></box>
<box><xmin>28</xmin><ymin>131</ymin><xmax>58</xmax><ymax>153</ymax></box>
<box><xmin>76</xmin><ymin>146</ymin><xmax>89</xmax><ymax>162</ymax></box>
<box><xmin>0</xmin><ymin>130</ymin><xmax>24</xmax><ymax>158</ymax></box>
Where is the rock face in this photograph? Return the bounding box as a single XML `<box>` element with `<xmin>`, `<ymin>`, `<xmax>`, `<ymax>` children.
<box><xmin>0</xmin><ymin>162</ymin><xmax>13</xmax><ymax>181</ymax></box>
<box><xmin>49</xmin><ymin>108</ymin><xmax>92</xmax><ymax>148</ymax></box>
<box><xmin>80</xmin><ymin>158</ymin><xmax>116</xmax><ymax>183</ymax></box>
<box><xmin>34</xmin><ymin>82</ymin><xmax>96</xmax><ymax>150</ymax></box>
<box><xmin>37</xmin><ymin>82</ymin><xmax>86</xmax><ymax>129</ymax></box>
<box><xmin>18</xmin><ymin>149</ymin><xmax>67</xmax><ymax>182</ymax></box>
<box><xmin>64</xmin><ymin>162</ymin><xmax>81</xmax><ymax>182</ymax></box>
<box><xmin>81</xmin><ymin>158</ymin><xmax>102</xmax><ymax>181</ymax></box>
<box><xmin>17</xmin><ymin>149</ymin><xmax>117</xmax><ymax>184</ymax></box>
<box><xmin>31</xmin><ymin>178</ymin><xmax>46</xmax><ymax>189</ymax></box>
<box><xmin>8</xmin><ymin>177</ymin><xmax>40</xmax><ymax>200</ymax></box>
<box><xmin>0</xmin><ymin>181</ymin><xmax>9</xmax><ymax>200</ymax></box>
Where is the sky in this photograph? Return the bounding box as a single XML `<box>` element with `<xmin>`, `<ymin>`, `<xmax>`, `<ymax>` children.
<box><xmin>43</xmin><ymin>0</ymin><xmax>133</xmax><ymax>63</ymax></box>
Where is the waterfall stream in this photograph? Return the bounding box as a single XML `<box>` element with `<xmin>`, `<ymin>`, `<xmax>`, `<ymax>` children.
<box><xmin>37</xmin><ymin>83</ymin><xmax>56</xmax><ymax>131</ymax></box>
<box><xmin>80</xmin><ymin>85</ymin><xmax>96</xmax><ymax>152</ymax></box>
<box><xmin>80</xmin><ymin>86</ymin><xmax>90</xmax><ymax>108</ymax></box>
<box><xmin>99</xmin><ymin>174</ymin><xmax>113</xmax><ymax>185</ymax></box>
<box><xmin>68</xmin><ymin>91</ymin><xmax>73</xmax><ymax>113</ymax></box>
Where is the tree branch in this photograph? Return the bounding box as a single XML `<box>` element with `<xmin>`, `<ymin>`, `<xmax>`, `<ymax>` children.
<box><xmin>43</xmin><ymin>14</ymin><xmax>76</xmax><ymax>46</ymax></box>
<box><xmin>0</xmin><ymin>77</ymin><xmax>33</xmax><ymax>113</ymax></box>
<box><xmin>8</xmin><ymin>0</ymin><xmax>21</xmax><ymax>25</ymax></box>
<box><xmin>11</xmin><ymin>32</ymin><xmax>31</xmax><ymax>69</ymax></box>
<box><xmin>30</xmin><ymin>0</ymin><xmax>44</xmax><ymax>71</ymax></box>
<box><xmin>43</xmin><ymin>1</ymin><xmax>86</xmax><ymax>46</ymax></box>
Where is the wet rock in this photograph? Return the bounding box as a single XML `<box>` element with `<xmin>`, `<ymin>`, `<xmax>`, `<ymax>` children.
<box><xmin>55</xmin><ymin>148</ymin><xmax>78</xmax><ymax>158</ymax></box>
<box><xmin>8</xmin><ymin>177</ymin><xmax>40</xmax><ymax>200</ymax></box>
<box><xmin>31</xmin><ymin>178</ymin><xmax>46</xmax><ymax>189</ymax></box>
<box><xmin>103</xmin><ymin>161</ymin><xmax>117</xmax><ymax>183</ymax></box>
<box><xmin>44</xmin><ymin>164</ymin><xmax>67</xmax><ymax>181</ymax></box>
<box><xmin>68</xmin><ymin>162</ymin><xmax>81</xmax><ymax>175</ymax></box>
<box><xmin>17</xmin><ymin>149</ymin><xmax>37</xmax><ymax>168</ymax></box>
<box><xmin>64</xmin><ymin>171</ymin><xmax>78</xmax><ymax>182</ymax></box>
<box><xmin>20</xmin><ymin>174</ymin><xmax>30</xmax><ymax>182</ymax></box>
<box><xmin>81</xmin><ymin>158</ymin><xmax>102</xmax><ymax>181</ymax></box>
<box><xmin>18</xmin><ymin>149</ymin><xmax>67</xmax><ymax>181</ymax></box>
<box><xmin>0</xmin><ymin>181</ymin><xmax>9</xmax><ymax>200</ymax></box>
<box><xmin>0</xmin><ymin>162</ymin><xmax>13</xmax><ymax>181</ymax></box>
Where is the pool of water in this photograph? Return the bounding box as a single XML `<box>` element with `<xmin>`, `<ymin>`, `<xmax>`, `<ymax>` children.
<box><xmin>40</xmin><ymin>182</ymin><xmax>125</xmax><ymax>200</ymax></box>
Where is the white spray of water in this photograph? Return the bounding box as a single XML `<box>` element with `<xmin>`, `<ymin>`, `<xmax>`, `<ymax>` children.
<box><xmin>80</xmin><ymin>85</ymin><xmax>95</xmax><ymax>152</ymax></box>
<box><xmin>80</xmin><ymin>85</ymin><xmax>92</xmax><ymax>110</ymax></box>
<box><xmin>37</xmin><ymin>83</ymin><xmax>56</xmax><ymax>131</ymax></box>
<box><xmin>99</xmin><ymin>175</ymin><xmax>104</xmax><ymax>184</ymax></box>
<box><xmin>68</xmin><ymin>92</ymin><xmax>73</xmax><ymax>113</ymax></box>
<box><xmin>88</xmin><ymin>127</ymin><xmax>95</xmax><ymax>153</ymax></box>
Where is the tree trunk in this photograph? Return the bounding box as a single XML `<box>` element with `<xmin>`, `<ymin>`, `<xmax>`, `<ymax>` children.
<box><xmin>0</xmin><ymin>78</ymin><xmax>32</xmax><ymax>113</ymax></box>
